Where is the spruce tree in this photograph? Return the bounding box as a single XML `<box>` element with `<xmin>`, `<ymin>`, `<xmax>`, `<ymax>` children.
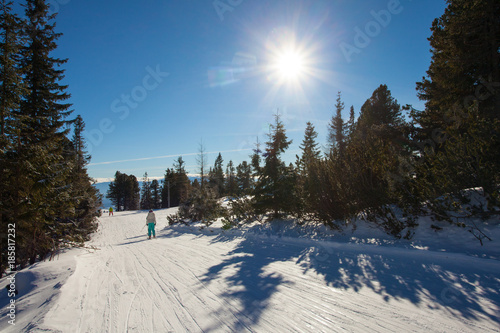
<box><xmin>20</xmin><ymin>0</ymin><xmax>72</xmax><ymax>144</ymax></box>
<box><xmin>140</xmin><ymin>172</ymin><xmax>153</xmax><ymax>210</ymax></box>
<box><xmin>108</xmin><ymin>171</ymin><xmax>126</xmax><ymax>211</ymax></box>
<box><xmin>253</xmin><ymin>112</ymin><xmax>295</xmax><ymax>218</ymax></box>
<box><xmin>235</xmin><ymin>161</ymin><xmax>252</xmax><ymax>195</ymax></box>
<box><xmin>151</xmin><ymin>179</ymin><xmax>161</xmax><ymax>209</ymax></box>
<box><xmin>15</xmin><ymin>0</ymin><xmax>74</xmax><ymax>265</ymax></box>
<box><xmin>72</xmin><ymin>115</ymin><xmax>90</xmax><ymax>176</ymax></box>
<box><xmin>250</xmin><ymin>137</ymin><xmax>262</xmax><ymax>177</ymax></box>
<box><xmin>298</xmin><ymin>122</ymin><xmax>321</xmax><ymax>173</ymax></box>
<box><xmin>328</xmin><ymin>92</ymin><xmax>346</xmax><ymax>156</ymax></box>
<box><xmin>297</xmin><ymin>122</ymin><xmax>321</xmax><ymax>215</ymax></box>
<box><xmin>0</xmin><ymin>0</ymin><xmax>25</xmax><ymax>274</ymax></box>
<box><xmin>0</xmin><ymin>0</ymin><xmax>24</xmax><ymax>141</ymax></box>
<box><xmin>162</xmin><ymin>168</ymin><xmax>175</xmax><ymax>208</ymax></box>
<box><xmin>346</xmin><ymin>105</ymin><xmax>356</xmax><ymax>141</ymax></box>
<box><xmin>68</xmin><ymin>115</ymin><xmax>100</xmax><ymax>238</ymax></box>
<box><xmin>108</xmin><ymin>172</ymin><xmax>139</xmax><ymax>211</ymax></box>
<box><xmin>125</xmin><ymin>174</ymin><xmax>140</xmax><ymax>210</ymax></box>
<box><xmin>225</xmin><ymin>160</ymin><xmax>237</xmax><ymax>197</ymax></box>
<box><xmin>162</xmin><ymin>157</ymin><xmax>190</xmax><ymax>207</ymax></box>
<box><xmin>0</xmin><ymin>1</ymin><xmax>99</xmax><ymax>271</ymax></box>
<box><xmin>173</xmin><ymin>156</ymin><xmax>190</xmax><ymax>204</ymax></box>
<box><xmin>208</xmin><ymin>153</ymin><xmax>225</xmax><ymax>197</ymax></box>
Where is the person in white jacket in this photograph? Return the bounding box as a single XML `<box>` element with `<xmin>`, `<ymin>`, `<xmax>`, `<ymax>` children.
<box><xmin>146</xmin><ymin>209</ymin><xmax>156</xmax><ymax>239</ymax></box>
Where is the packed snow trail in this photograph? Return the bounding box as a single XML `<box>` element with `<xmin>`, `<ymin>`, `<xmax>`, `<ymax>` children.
<box><xmin>2</xmin><ymin>208</ymin><xmax>499</xmax><ymax>332</ymax></box>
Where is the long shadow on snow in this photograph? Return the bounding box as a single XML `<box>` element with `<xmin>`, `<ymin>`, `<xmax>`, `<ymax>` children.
<box><xmin>160</xmin><ymin>227</ymin><xmax>294</xmax><ymax>330</ymax></box>
<box><xmin>117</xmin><ymin>236</ymin><xmax>151</xmax><ymax>246</ymax></box>
<box><xmin>300</xmin><ymin>242</ymin><xmax>500</xmax><ymax>323</ymax></box>
<box><xmin>202</xmin><ymin>238</ymin><xmax>293</xmax><ymax>330</ymax></box>
<box><xmin>163</xmin><ymin>226</ymin><xmax>500</xmax><ymax>329</ymax></box>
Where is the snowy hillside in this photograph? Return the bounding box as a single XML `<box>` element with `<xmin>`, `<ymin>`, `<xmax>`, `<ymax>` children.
<box><xmin>1</xmin><ymin>208</ymin><xmax>499</xmax><ymax>332</ymax></box>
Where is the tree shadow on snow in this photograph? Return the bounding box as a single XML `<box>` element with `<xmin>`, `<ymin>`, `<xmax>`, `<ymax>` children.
<box><xmin>165</xmin><ymin>226</ymin><xmax>500</xmax><ymax>330</ymax></box>
<box><xmin>200</xmin><ymin>236</ymin><xmax>295</xmax><ymax>330</ymax></box>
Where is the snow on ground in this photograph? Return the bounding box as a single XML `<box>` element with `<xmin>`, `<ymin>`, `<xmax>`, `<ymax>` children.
<box><xmin>1</xmin><ymin>208</ymin><xmax>499</xmax><ymax>332</ymax></box>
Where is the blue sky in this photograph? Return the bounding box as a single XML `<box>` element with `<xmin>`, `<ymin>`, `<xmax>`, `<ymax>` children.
<box><xmin>34</xmin><ymin>0</ymin><xmax>446</xmax><ymax>180</ymax></box>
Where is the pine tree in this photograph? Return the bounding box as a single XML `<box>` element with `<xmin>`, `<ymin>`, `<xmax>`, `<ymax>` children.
<box><xmin>0</xmin><ymin>0</ymin><xmax>24</xmax><ymax>141</ymax></box>
<box><xmin>124</xmin><ymin>174</ymin><xmax>140</xmax><ymax>210</ymax></box>
<box><xmin>107</xmin><ymin>171</ymin><xmax>140</xmax><ymax>211</ymax></box>
<box><xmin>346</xmin><ymin>105</ymin><xmax>356</xmax><ymax>141</ymax></box>
<box><xmin>235</xmin><ymin>161</ymin><xmax>252</xmax><ymax>195</ymax></box>
<box><xmin>72</xmin><ymin>115</ymin><xmax>90</xmax><ymax>176</ymax></box>
<box><xmin>250</xmin><ymin>137</ymin><xmax>262</xmax><ymax>177</ymax></box>
<box><xmin>347</xmin><ymin>85</ymin><xmax>412</xmax><ymax>233</ymax></box>
<box><xmin>412</xmin><ymin>0</ymin><xmax>500</xmax><ymax>219</ymax></box>
<box><xmin>0</xmin><ymin>0</ymin><xmax>26</xmax><ymax>274</ymax></box>
<box><xmin>0</xmin><ymin>0</ymin><xmax>100</xmax><ymax>271</ymax></box>
<box><xmin>151</xmin><ymin>179</ymin><xmax>161</xmax><ymax>209</ymax></box>
<box><xmin>162</xmin><ymin>157</ymin><xmax>190</xmax><ymax>208</ymax></box>
<box><xmin>328</xmin><ymin>92</ymin><xmax>346</xmax><ymax>156</ymax></box>
<box><xmin>415</xmin><ymin>0</ymin><xmax>500</xmax><ymax>136</ymax></box>
<box><xmin>173</xmin><ymin>156</ymin><xmax>190</xmax><ymax>204</ymax></box>
<box><xmin>253</xmin><ymin>112</ymin><xmax>295</xmax><ymax>218</ymax></box>
<box><xmin>108</xmin><ymin>171</ymin><xmax>126</xmax><ymax>211</ymax></box>
<box><xmin>208</xmin><ymin>153</ymin><xmax>224</xmax><ymax>197</ymax></box>
<box><xmin>225</xmin><ymin>160</ymin><xmax>237</xmax><ymax>197</ymax></box>
<box><xmin>298</xmin><ymin>122</ymin><xmax>321</xmax><ymax>174</ymax></box>
<box><xmin>140</xmin><ymin>172</ymin><xmax>153</xmax><ymax>210</ymax></box>
<box><xmin>14</xmin><ymin>0</ymin><xmax>75</xmax><ymax>265</ymax></box>
<box><xmin>162</xmin><ymin>168</ymin><xmax>174</xmax><ymax>208</ymax></box>
<box><xmin>357</xmin><ymin>85</ymin><xmax>403</xmax><ymax>137</ymax></box>
<box><xmin>296</xmin><ymin>122</ymin><xmax>321</xmax><ymax>215</ymax></box>
<box><xmin>68</xmin><ymin>115</ymin><xmax>100</xmax><ymax>239</ymax></box>
<box><xmin>20</xmin><ymin>0</ymin><xmax>72</xmax><ymax>145</ymax></box>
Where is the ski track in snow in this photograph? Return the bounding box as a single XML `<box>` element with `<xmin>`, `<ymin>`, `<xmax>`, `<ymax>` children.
<box><xmin>1</xmin><ymin>208</ymin><xmax>499</xmax><ymax>332</ymax></box>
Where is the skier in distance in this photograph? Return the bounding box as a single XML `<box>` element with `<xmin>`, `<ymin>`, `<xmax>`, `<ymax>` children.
<box><xmin>146</xmin><ymin>209</ymin><xmax>156</xmax><ymax>239</ymax></box>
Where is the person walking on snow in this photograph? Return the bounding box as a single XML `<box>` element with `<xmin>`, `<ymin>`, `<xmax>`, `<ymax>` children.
<box><xmin>109</xmin><ymin>207</ymin><xmax>113</xmax><ymax>216</ymax></box>
<box><xmin>146</xmin><ymin>209</ymin><xmax>156</xmax><ymax>239</ymax></box>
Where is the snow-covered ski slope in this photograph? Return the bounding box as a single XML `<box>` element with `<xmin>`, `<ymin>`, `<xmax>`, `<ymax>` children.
<box><xmin>1</xmin><ymin>208</ymin><xmax>499</xmax><ymax>332</ymax></box>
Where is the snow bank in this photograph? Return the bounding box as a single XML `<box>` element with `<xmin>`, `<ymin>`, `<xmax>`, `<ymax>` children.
<box><xmin>0</xmin><ymin>249</ymin><xmax>79</xmax><ymax>332</ymax></box>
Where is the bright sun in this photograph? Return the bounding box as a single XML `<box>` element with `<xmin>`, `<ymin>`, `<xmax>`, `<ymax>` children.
<box><xmin>275</xmin><ymin>50</ymin><xmax>305</xmax><ymax>80</ymax></box>
<box><xmin>264</xmin><ymin>28</ymin><xmax>321</xmax><ymax>95</ymax></box>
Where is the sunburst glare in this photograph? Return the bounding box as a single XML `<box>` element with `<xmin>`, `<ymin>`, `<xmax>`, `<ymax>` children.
<box><xmin>273</xmin><ymin>48</ymin><xmax>305</xmax><ymax>81</ymax></box>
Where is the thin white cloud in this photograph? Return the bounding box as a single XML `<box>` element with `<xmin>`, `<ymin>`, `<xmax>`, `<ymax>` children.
<box><xmin>88</xmin><ymin>149</ymin><xmax>252</xmax><ymax>166</ymax></box>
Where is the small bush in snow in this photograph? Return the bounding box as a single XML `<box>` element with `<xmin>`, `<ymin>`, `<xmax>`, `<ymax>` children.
<box><xmin>222</xmin><ymin>196</ymin><xmax>260</xmax><ymax>229</ymax></box>
<box><xmin>172</xmin><ymin>187</ymin><xmax>225</xmax><ymax>226</ymax></box>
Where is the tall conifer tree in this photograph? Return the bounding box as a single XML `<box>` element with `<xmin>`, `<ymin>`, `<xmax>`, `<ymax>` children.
<box><xmin>415</xmin><ymin>0</ymin><xmax>500</xmax><ymax>135</ymax></box>
<box><xmin>328</xmin><ymin>92</ymin><xmax>346</xmax><ymax>156</ymax></box>
<box><xmin>253</xmin><ymin>112</ymin><xmax>295</xmax><ymax>218</ymax></box>
<box><xmin>208</xmin><ymin>153</ymin><xmax>225</xmax><ymax>197</ymax></box>
<box><xmin>0</xmin><ymin>0</ymin><xmax>25</xmax><ymax>274</ymax></box>
<box><xmin>14</xmin><ymin>0</ymin><xmax>74</xmax><ymax>264</ymax></box>
<box><xmin>412</xmin><ymin>0</ymin><xmax>500</xmax><ymax>214</ymax></box>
